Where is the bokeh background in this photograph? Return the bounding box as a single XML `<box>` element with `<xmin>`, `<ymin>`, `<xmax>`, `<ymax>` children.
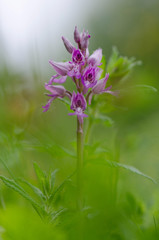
<box><xmin>0</xmin><ymin>0</ymin><xmax>159</xmax><ymax>239</ymax></box>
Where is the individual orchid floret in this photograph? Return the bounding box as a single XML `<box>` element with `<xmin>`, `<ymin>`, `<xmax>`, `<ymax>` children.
<box><xmin>62</xmin><ymin>36</ymin><xmax>75</xmax><ymax>54</ymax></box>
<box><xmin>43</xmin><ymin>84</ymin><xmax>71</xmax><ymax>112</ymax></box>
<box><xmin>88</xmin><ymin>48</ymin><xmax>103</xmax><ymax>67</ymax></box>
<box><xmin>92</xmin><ymin>73</ymin><xmax>110</xmax><ymax>94</ymax></box>
<box><xmin>69</xmin><ymin>91</ymin><xmax>88</xmax><ymax>125</ymax></box>
<box><xmin>72</xmin><ymin>49</ymin><xmax>85</xmax><ymax>65</ymax></box>
<box><xmin>81</xmin><ymin>65</ymin><xmax>102</xmax><ymax>90</ymax></box>
<box><xmin>68</xmin><ymin>49</ymin><xmax>85</xmax><ymax>79</ymax></box>
<box><xmin>67</xmin><ymin>63</ymin><xmax>81</xmax><ymax>79</ymax></box>
<box><xmin>49</xmin><ymin>60</ymin><xmax>72</xmax><ymax>76</ymax></box>
<box><xmin>87</xmin><ymin>73</ymin><xmax>117</xmax><ymax>104</ymax></box>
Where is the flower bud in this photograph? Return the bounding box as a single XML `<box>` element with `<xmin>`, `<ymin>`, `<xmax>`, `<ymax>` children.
<box><xmin>62</xmin><ymin>36</ymin><xmax>74</xmax><ymax>54</ymax></box>
<box><xmin>74</xmin><ymin>26</ymin><xmax>80</xmax><ymax>43</ymax></box>
<box><xmin>80</xmin><ymin>30</ymin><xmax>91</xmax><ymax>49</ymax></box>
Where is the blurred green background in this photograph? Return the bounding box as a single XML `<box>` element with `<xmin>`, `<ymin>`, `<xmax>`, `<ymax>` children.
<box><xmin>0</xmin><ymin>0</ymin><xmax>159</xmax><ymax>239</ymax></box>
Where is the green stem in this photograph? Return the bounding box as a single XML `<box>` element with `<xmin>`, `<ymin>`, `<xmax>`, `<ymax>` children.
<box><xmin>77</xmin><ymin>118</ymin><xmax>84</xmax><ymax>211</ymax></box>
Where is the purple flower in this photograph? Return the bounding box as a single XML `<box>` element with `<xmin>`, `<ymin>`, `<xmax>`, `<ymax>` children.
<box><xmin>88</xmin><ymin>49</ymin><xmax>102</xmax><ymax>67</ymax></box>
<box><xmin>81</xmin><ymin>65</ymin><xmax>102</xmax><ymax>90</ymax></box>
<box><xmin>74</xmin><ymin>26</ymin><xmax>91</xmax><ymax>50</ymax></box>
<box><xmin>62</xmin><ymin>36</ymin><xmax>74</xmax><ymax>54</ymax></box>
<box><xmin>43</xmin><ymin>84</ymin><xmax>71</xmax><ymax>112</ymax></box>
<box><xmin>92</xmin><ymin>73</ymin><xmax>110</xmax><ymax>94</ymax></box>
<box><xmin>67</xmin><ymin>49</ymin><xmax>85</xmax><ymax>79</ymax></box>
<box><xmin>69</xmin><ymin>91</ymin><xmax>88</xmax><ymax>125</ymax></box>
<box><xmin>43</xmin><ymin>27</ymin><xmax>118</xmax><ymax>123</ymax></box>
<box><xmin>72</xmin><ymin>49</ymin><xmax>85</xmax><ymax>65</ymax></box>
<box><xmin>87</xmin><ymin>73</ymin><xmax>117</xmax><ymax>104</ymax></box>
<box><xmin>49</xmin><ymin>60</ymin><xmax>72</xmax><ymax>76</ymax></box>
<box><xmin>67</xmin><ymin>63</ymin><xmax>81</xmax><ymax>79</ymax></box>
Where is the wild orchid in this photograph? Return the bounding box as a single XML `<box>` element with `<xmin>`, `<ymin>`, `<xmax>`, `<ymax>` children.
<box><xmin>43</xmin><ymin>27</ymin><xmax>116</xmax><ymax>211</ymax></box>
<box><xmin>43</xmin><ymin>27</ymin><xmax>115</xmax><ymax>125</ymax></box>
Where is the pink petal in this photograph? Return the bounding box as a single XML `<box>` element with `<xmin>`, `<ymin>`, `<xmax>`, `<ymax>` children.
<box><xmin>88</xmin><ymin>49</ymin><xmax>102</xmax><ymax>67</ymax></box>
<box><xmin>49</xmin><ymin>60</ymin><xmax>71</xmax><ymax>76</ymax></box>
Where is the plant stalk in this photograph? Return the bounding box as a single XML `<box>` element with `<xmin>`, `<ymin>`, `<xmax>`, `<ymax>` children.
<box><xmin>77</xmin><ymin>118</ymin><xmax>84</xmax><ymax>211</ymax></box>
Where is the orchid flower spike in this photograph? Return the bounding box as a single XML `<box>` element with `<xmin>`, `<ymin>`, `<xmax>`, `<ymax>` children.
<box><xmin>43</xmin><ymin>26</ymin><xmax>117</xmax><ymax>127</ymax></box>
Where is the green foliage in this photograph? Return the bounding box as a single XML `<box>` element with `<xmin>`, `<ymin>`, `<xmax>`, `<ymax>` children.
<box><xmin>93</xmin><ymin>113</ymin><xmax>114</xmax><ymax>126</ymax></box>
<box><xmin>123</xmin><ymin>84</ymin><xmax>158</xmax><ymax>93</ymax></box>
<box><xmin>33</xmin><ymin>162</ymin><xmax>47</xmax><ymax>195</ymax></box>
<box><xmin>0</xmin><ymin>175</ymin><xmax>45</xmax><ymax>219</ymax></box>
<box><xmin>124</xmin><ymin>192</ymin><xmax>145</xmax><ymax>224</ymax></box>
<box><xmin>104</xmin><ymin>159</ymin><xmax>156</xmax><ymax>183</ymax></box>
<box><xmin>18</xmin><ymin>178</ymin><xmax>46</xmax><ymax>201</ymax></box>
<box><xmin>0</xmin><ymin>162</ymin><xmax>73</xmax><ymax>223</ymax></box>
<box><xmin>107</xmin><ymin>46</ymin><xmax>142</xmax><ymax>81</ymax></box>
<box><xmin>0</xmin><ymin>206</ymin><xmax>66</xmax><ymax>240</ymax></box>
<box><xmin>59</xmin><ymin>98</ymin><xmax>71</xmax><ymax>110</ymax></box>
<box><xmin>25</xmin><ymin>141</ymin><xmax>76</xmax><ymax>159</ymax></box>
<box><xmin>0</xmin><ymin>131</ymin><xmax>23</xmax><ymax>168</ymax></box>
<box><xmin>84</xmin><ymin>143</ymin><xmax>156</xmax><ymax>183</ymax></box>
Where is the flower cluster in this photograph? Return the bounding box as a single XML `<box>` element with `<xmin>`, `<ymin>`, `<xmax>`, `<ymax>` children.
<box><xmin>43</xmin><ymin>27</ymin><xmax>116</xmax><ymax>125</ymax></box>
